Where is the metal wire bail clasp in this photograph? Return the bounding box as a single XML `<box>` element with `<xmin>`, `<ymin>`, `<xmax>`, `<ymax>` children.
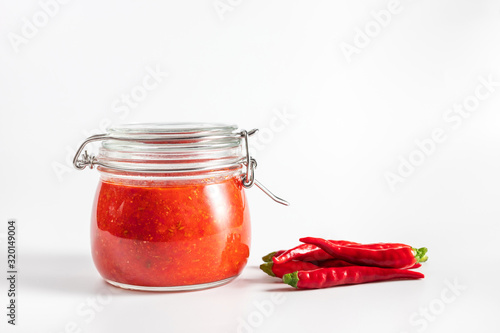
<box><xmin>241</xmin><ymin>129</ymin><xmax>257</xmax><ymax>188</ymax></box>
<box><xmin>73</xmin><ymin>134</ymin><xmax>109</xmax><ymax>170</ymax></box>
<box><xmin>240</xmin><ymin>129</ymin><xmax>289</xmax><ymax>206</ymax></box>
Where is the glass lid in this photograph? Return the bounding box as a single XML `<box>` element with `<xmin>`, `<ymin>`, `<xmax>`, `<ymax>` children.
<box><xmin>106</xmin><ymin>123</ymin><xmax>239</xmax><ymax>139</ymax></box>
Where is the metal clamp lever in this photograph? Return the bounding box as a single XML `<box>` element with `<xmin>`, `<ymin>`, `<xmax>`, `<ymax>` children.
<box><xmin>240</xmin><ymin>129</ymin><xmax>289</xmax><ymax>206</ymax></box>
<box><xmin>254</xmin><ymin>179</ymin><xmax>289</xmax><ymax>206</ymax></box>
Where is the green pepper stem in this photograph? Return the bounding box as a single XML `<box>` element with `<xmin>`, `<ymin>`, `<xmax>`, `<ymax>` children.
<box><xmin>262</xmin><ymin>251</ymin><xmax>277</xmax><ymax>262</ymax></box>
<box><xmin>260</xmin><ymin>262</ymin><xmax>276</xmax><ymax>277</ymax></box>
<box><xmin>413</xmin><ymin>247</ymin><xmax>428</xmax><ymax>263</ymax></box>
<box><xmin>282</xmin><ymin>271</ymin><xmax>299</xmax><ymax>288</ymax></box>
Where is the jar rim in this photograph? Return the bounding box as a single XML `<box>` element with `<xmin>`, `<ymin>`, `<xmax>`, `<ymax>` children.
<box><xmin>107</xmin><ymin>122</ymin><xmax>239</xmax><ymax>138</ymax></box>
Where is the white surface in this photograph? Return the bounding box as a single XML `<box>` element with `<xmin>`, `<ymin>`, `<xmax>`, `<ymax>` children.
<box><xmin>1</xmin><ymin>0</ymin><xmax>500</xmax><ymax>332</ymax></box>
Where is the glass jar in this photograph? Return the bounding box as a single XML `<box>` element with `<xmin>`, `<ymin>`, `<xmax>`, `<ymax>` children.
<box><xmin>73</xmin><ymin>123</ymin><xmax>287</xmax><ymax>291</ymax></box>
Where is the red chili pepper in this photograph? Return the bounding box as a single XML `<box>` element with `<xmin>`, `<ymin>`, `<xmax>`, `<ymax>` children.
<box><xmin>272</xmin><ymin>240</ymin><xmax>361</xmax><ymax>264</ymax></box>
<box><xmin>283</xmin><ymin>266</ymin><xmax>425</xmax><ymax>289</ymax></box>
<box><xmin>260</xmin><ymin>260</ymin><xmax>321</xmax><ymax>278</ymax></box>
<box><xmin>272</xmin><ymin>240</ymin><xmax>414</xmax><ymax>265</ymax></box>
<box><xmin>300</xmin><ymin>237</ymin><xmax>428</xmax><ymax>269</ymax></box>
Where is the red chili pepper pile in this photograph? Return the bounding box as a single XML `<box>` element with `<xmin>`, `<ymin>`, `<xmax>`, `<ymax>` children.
<box><xmin>260</xmin><ymin>237</ymin><xmax>428</xmax><ymax>289</ymax></box>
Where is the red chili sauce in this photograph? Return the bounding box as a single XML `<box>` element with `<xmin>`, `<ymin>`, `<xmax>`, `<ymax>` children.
<box><xmin>91</xmin><ymin>176</ymin><xmax>250</xmax><ymax>287</ymax></box>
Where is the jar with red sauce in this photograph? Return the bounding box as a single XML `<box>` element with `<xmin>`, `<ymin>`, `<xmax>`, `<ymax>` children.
<box><xmin>74</xmin><ymin>123</ymin><xmax>287</xmax><ymax>291</ymax></box>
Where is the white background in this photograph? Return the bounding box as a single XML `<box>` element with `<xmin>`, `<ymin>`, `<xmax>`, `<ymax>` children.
<box><xmin>1</xmin><ymin>0</ymin><xmax>500</xmax><ymax>332</ymax></box>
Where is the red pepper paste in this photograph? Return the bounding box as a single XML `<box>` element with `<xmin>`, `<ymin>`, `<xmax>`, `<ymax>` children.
<box><xmin>91</xmin><ymin>176</ymin><xmax>250</xmax><ymax>287</ymax></box>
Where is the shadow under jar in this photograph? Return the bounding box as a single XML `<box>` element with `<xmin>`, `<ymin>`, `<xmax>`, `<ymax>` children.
<box><xmin>75</xmin><ymin>123</ymin><xmax>258</xmax><ymax>291</ymax></box>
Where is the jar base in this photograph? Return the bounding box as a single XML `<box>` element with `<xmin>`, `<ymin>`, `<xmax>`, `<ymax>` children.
<box><xmin>104</xmin><ymin>276</ymin><xmax>237</xmax><ymax>292</ymax></box>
